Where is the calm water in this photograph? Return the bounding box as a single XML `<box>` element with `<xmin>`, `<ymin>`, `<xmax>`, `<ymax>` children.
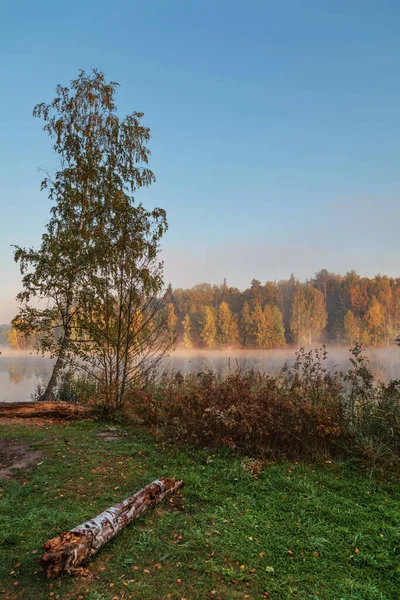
<box><xmin>0</xmin><ymin>351</ymin><xmax>55</xmax><ymax>402</ymax></box>
<box><xmin>1</xmin><ymin>347</ymin><xmax>400</xmax><ymax>402</ymax></box>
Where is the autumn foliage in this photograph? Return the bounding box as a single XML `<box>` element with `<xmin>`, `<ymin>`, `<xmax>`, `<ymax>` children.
<box><xmin>131</xmin><ymin>346</ymin><xmax>400</xmax><ymax>464</ymax></box>
<box><xmin>167</xmin><ymin>270</ymin><xmax>400</xmax><ymax>349</ymax></box>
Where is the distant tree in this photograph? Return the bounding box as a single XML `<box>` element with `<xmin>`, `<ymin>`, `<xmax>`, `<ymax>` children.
<box><xmin>277</xmin><ymin>273</ymin><xmax>297</xmax><ymax>339</ymax></box>
<box><xmin>240</xmin><ymin>301</ymin><xmax>253</xmax><ymax>346</ymax></box>
<box><xmin>269</xmin><ymin>305</ymin><xmax>285</xmax><ymax>347</ymax></box>
<box><xmin>249</xmin><ymin>279</ymin><xmax>264</xmax><ymax>306</ymax></box>
<box><xmin>166</xmin><ymin>303</ymin><xmax>178</xmax><ymax>346</ymax></box>
<box><xmin>200</xmin><ymin>306</ymin><xmax>217</xmax><ymax>349</ymax></box>
<box><xmin>252</xmin><ymin>302</ymin><xmax>268</xmax><ymax>347</ymax></box>
<box><xmin>182</xmin><ymin>314</ymin><xmax>193</xmax><ymax>348</ymax></box>
<box><xmin>393</xmin><ymin>286</ymin><xmax>400</xmax><ymax>338</ymax></box>
<box><xmin>290</xmin><ymin>284</ymin><xmax>327</xmax><ymax>345</ymax></box>
<box><xmin>366</xmin><ymin>296</ymin><xmax>385</xmax><ymax>346</ymax></box>
<box><xmin>344</xmin><ymin>272</ymin><xmax>369</xmax><ymax>319</ymax></box>
<box><xmin>375</xmin><ymin>275</ymin><xmax>394</xmax><ymax>345</ymax></box>
<box><xmin>306</xmin><ymin>284</ymin><xmax>328</xmax><ymax>343</ymax></box>
<box><xmin>6</xmin><ymin>320</ymin><xmax>36</xmax><ymax>351</ymax></box>
<box><xmin>263</xmin><ymin>281</ymin><xmax>279</xmax><ymax>307</ymax></box>
<box><xmin>344</xmin><ymin>310</ymin><xmax>361</xmax><ymax>345</ymax></box>
<box><xmin>217</xmin><ymin>301</ymin><xmax>239</xmax><ymax>347</ymax></box>
<box><xmin>219</xmin><ymin>278</ymin><xmax>228</xmax><ymax>303</ymax></box>
<box><xmin>290</xmin><ymin>285</ymin><xmax>308</xmax><ymax>345</ymax></box>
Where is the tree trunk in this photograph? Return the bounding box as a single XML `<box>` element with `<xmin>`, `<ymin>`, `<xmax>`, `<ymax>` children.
<box><xmin>40</xmin><ymin>354</ymin><xmax>64</xmax><ymax>402</ymax></box>
<box><xmin>40</xmin><ymin>477</ymin><xmax>184</xmax><ymax>578</ymax></box>
<box><xmin>0</xmin><ymin>401</ymin><xmax>95</xmax><ymax>419</ymax></box>
<box><xmin>40</xmin><ymin>331</ymin><xmax>70</xmax><ymax>402</ymax></box>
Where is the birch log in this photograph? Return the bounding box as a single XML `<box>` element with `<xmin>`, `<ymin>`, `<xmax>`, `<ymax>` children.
<box><xmin>40</xmin><ymin>477</ymin><xmax>184</xmax><ymax>578</ymax></box>
<box><xmin>0</xmin><ymin>401</ymin><xmax>95</xmax><ymax>419</ymax></box>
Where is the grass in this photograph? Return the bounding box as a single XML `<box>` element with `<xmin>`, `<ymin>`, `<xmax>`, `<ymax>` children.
<box><xmin>0</xmin><ymin>419</ymin><xmax>399</xmax><ymax>599</ymax></box>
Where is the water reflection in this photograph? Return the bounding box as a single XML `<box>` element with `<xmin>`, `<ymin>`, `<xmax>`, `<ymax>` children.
<box><xmin>0</xmin><ymin>347</ymin><xmax>399</xmax><ymax>402</ymax></box>
<box><xmin>0</xmin><ymin>352</ymin><xmax>54</xmax><ymax>402</ymax></box>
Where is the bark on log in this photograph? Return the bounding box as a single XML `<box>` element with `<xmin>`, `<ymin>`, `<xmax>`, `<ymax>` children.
<box><xmin>40</xmin><ymin>477</ymin><xmax>184</xmax><ymax>578</ymax></box>
<box><xmin>0</xmin><ymin>401</ymin><xmax>95</xmax><ymax>419</ymax></box>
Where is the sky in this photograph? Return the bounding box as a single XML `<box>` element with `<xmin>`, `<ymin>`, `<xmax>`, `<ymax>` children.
<box><xmin>1</xmin><ymin>0</ymin><xmax>400</xmax><ymax>322</ymax></box>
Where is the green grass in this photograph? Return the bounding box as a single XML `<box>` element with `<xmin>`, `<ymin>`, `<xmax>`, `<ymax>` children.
<box><xmin>0</xmin><ymin>420</ymin><xmax>399</xmax><ymax>600</ymax></box>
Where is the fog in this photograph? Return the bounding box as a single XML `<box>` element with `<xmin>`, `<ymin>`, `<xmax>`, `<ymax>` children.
<box><xmin>163</xmin><ymin>346</ymin><xmax>400</xmax><ymax>382</ymax></box>
<box><xmin>1</xmin><ymin>346</ymin><xmax>400</xmax><ymax>403</ymax></box>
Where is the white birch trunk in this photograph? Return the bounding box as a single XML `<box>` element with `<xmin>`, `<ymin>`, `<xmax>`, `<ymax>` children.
<box><xmin>40</xmin><ymin>477</ymin><xmax>184</xmax><ymax>578</ymax></box>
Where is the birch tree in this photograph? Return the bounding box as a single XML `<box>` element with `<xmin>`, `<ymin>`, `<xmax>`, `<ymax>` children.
<box><xmin>13</xmin><ymin>69</ymin><xmax>169</xmax><ymax>407</ymax></box>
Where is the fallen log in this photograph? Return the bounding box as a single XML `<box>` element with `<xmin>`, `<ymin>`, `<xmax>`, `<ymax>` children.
<box><xmin>40</xmin><ymin>477</ymin><xmax>184</xmax><ymax>578</ymax></box>
<box><xmin>0</xmin><ymin>401</ymin><xmax>95</xmax><ymax>419</ymax></box>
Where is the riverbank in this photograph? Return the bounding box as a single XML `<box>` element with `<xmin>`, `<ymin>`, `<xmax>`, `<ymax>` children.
<box><xmin>0</xmin><ymin>419</ymin><xmax>399</xmax><ymax>599</ymax></box>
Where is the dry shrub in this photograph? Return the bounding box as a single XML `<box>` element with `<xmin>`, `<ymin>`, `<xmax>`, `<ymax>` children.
<box><xmin>128</xmin><ymin>346</ymin><xmax>400</xmax><ymax>466</ymax></box>
<box><xmin>131</xmin><ymin>348</ymin><xmax>350</xmax><ymax>458</ymax></box>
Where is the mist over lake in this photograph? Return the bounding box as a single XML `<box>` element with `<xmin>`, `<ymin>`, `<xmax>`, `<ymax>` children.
<box><xmin>1</xmin><ymin>346</ymin><xmax>400</xmax><ymax>403</ymax></box>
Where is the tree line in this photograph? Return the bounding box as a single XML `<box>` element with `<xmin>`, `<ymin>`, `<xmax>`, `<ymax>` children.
<box><xmin>6</xmin><ymin>270</ymin><xmax>400</xmax><ymax>351</ymax></box>
<box><xmin>166</xmin><ymin>270</ymin><xmax>400</xmax><ymax>348</ymax></box>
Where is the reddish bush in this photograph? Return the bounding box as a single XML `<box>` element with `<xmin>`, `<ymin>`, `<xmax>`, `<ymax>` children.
<box><xmin>128</xmin><ymin>346</ymin><xmax>400</xmax><ymax>464</ymax></box>
<box><xmin>130</xmin><ymin>349</ymin><xmax>348</xmax><ymax>458</ymax></box>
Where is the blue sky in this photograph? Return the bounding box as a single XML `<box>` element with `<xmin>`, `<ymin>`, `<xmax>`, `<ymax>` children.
<box><xmin>1</xmin><ymin>0</ymin><xmax>400</xmax><ymax>321</ymax></box>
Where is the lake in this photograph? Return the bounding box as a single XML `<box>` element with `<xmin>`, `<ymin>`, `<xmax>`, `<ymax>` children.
<box><xmin>1</xmin><ymin>347</ymin><xmax>400</xmax><ymax>402</ymax></box>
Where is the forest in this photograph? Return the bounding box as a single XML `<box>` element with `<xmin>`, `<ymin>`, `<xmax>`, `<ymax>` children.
<box><xmin>167</xmin><ymin>269</ymin><xmax>400</xmax><ymax>348</ymax></box>
<box><xmin>4</xmin><ymin>269</ymin><xmax>400</xmax><ymax>351</ymax></box>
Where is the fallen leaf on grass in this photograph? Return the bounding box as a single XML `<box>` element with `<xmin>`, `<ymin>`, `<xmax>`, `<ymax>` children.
<box><xmin>265</xmin><ymin>566</ymin><xmax>274</xmax><ymax>573</ymax></box>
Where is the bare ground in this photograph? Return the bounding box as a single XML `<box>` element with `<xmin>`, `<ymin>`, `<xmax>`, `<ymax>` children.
<box><xmin>0</xmin><ymin>438</ymin><xmax>43</xmax><ymax>477</ymax></box>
